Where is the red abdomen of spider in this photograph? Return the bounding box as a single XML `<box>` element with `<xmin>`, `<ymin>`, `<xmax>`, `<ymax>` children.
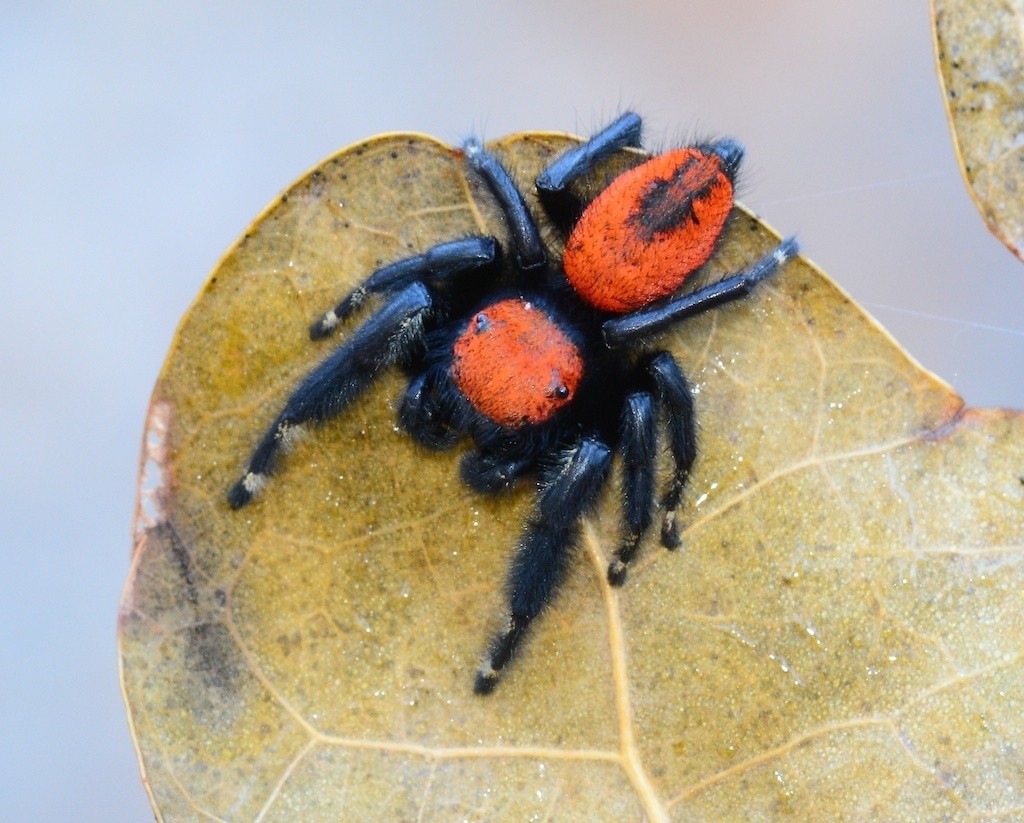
<box><xmin>451</xmin><ymin>298</ymin><xmax>584</xmax><ymax>428</ymax></box>
<box><xmin>563</xmin><ymin>147</ymin><xmax>734</xmax><ymax>313</ymax></box>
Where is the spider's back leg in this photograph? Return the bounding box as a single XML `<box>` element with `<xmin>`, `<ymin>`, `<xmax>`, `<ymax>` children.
<box><xmin>602</xmin><ymin>237</ymin><xmax>799</xmax><ymax>348</ymax></box>
<box><xmin>463</xmin><ymin>139</ymin><xmax>547</xmax><ymax>273</ymax></box>
<box><xmin>536</xmin><ymin>111</ymin><xmax>643</xmax><ymax>198</ymax></box>
<box><xmin>463</xmin><ymin>113</ymin><xmax>643</xmax><ymax>275</ymax></box>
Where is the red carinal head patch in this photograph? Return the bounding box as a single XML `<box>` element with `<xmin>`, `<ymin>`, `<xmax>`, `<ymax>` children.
<box><xmin>452</xmin><ymin>298</ymin><xmax>584</xmax><ymax>428</ymax></box>
<box><xmin>562</xmin><ymin>148</ymin><xmax>734</xmax><ymax>313</ymax></box>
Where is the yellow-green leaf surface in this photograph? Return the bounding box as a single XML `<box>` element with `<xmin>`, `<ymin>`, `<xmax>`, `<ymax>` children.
<box><xmin>121</xmin><ymin>132</ymin><xmax>1024</xmax><ymax>821</ymax></box>
<box><xmin>933</xmin><ymin>0</ymin><xmax>1024</xmax><ymax>260</ymax></box>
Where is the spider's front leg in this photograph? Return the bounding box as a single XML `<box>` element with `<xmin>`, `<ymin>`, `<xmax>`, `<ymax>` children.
<box><xmin>474</xmin><ymin>437</ymin><xmax>611</xmax><ymax>695</ymax></box>
<box><xmin>227</xmin><ymin>282</ymin><xmax>432</xmax><ymax>508</ymax></box>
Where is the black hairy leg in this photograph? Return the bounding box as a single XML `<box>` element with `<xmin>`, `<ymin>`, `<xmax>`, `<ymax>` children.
<box><xmin>474</xmin><ymin>437</ymin><xmax>611</xmax><ymax>694</ymax></box>
<box><xmin>226</xmin><ymin>111</ymin><xmax>799</xmax><ymax>693</ymax></box>
<box><xmin>227</xmin><ymin>283</ymin><xmax>432</xmax><ymax>508</ymax></box>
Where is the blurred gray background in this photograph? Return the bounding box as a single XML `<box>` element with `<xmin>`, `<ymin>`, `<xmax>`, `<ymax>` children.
<box><xmin>3</xmin><ymin>2</ymin><xmax>1022</xmax><ymax>820</ymax></box>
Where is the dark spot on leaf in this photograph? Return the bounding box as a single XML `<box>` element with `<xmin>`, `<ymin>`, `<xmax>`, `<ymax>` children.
<box><xmin>185</xmin><ymin>622</ymin><xmax>242</xmax><ymax>695</ymax></box>
<box><xmin>151</xmin><ymin>521</ymin><xmax>199</xmax><ymax>606</ymax></box>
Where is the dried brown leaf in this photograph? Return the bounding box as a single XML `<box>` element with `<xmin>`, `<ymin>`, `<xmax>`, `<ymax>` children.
<box><xmin>933</xmin><ymin>0</ymin><xmax>1024</xmax><ymax>260</ymax></box>
<box><xmin>120</xmin><ymin>131</ymin><xmax>1024</xmax><ymax>821</ymax></box>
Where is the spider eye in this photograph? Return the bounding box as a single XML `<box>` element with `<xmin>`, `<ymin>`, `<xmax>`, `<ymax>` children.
<box><xmin>547</xmin><ymin>368</ymin><xmax>572</xmax><ymax>401</ymax></box>
<box><xmin>474</xmin><ymin>312</ymin><xmax>491</xmax><ymax>333</ymax></box>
